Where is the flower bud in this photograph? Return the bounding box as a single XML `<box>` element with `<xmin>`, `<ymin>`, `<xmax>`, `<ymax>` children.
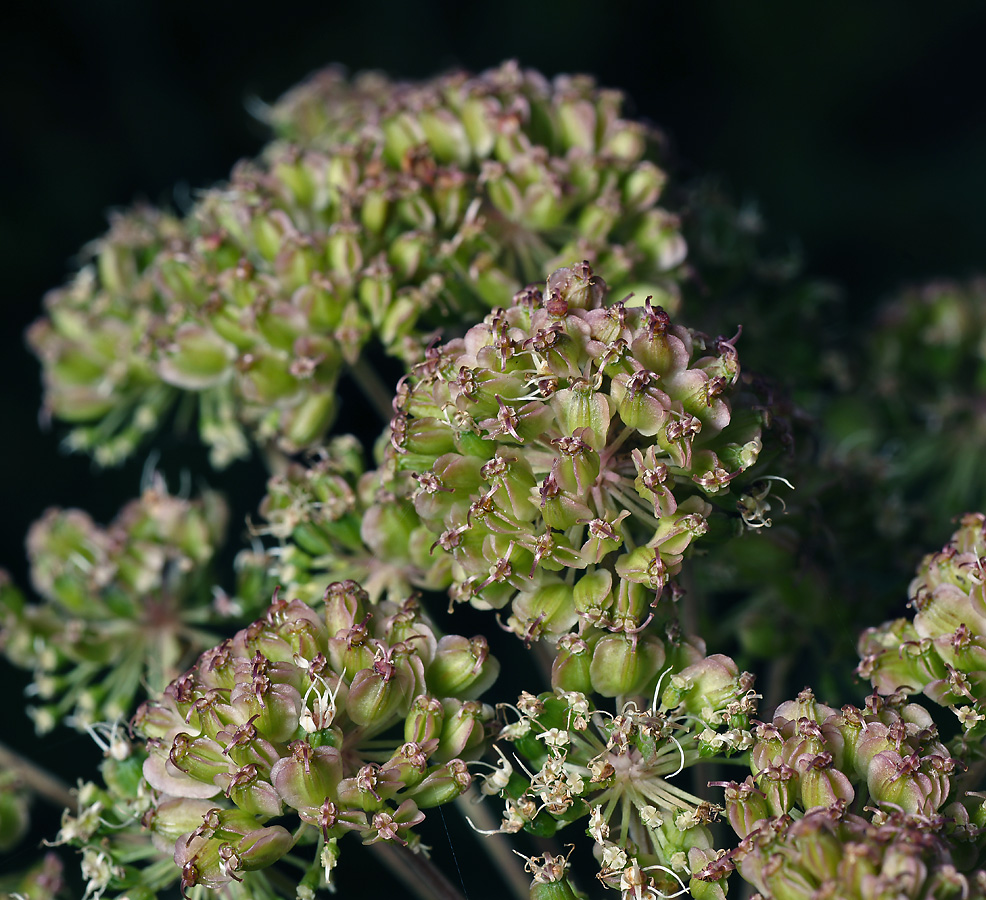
<box><xmin>271</xmin><ymin>743</ymin><xmax>343</xmax><ymax>814</ymax></box>
<box><xmin>405</xmin><ymin>694</ymin><xmax>445</xmax><ymax>744</ymax></box>
<box><xmin>435</xmin><ymin>699</ymin><xmax>492</xmax><ymax>762</ymax></box>
<box><xmin>426</xmin><ymin>635</ymin><xmax>499</xmax><ymax>699</ymax></box>
<box><xmin>408</xmin><ymin>759</ymin><xmax>473</xmax><ymax>808</ymax></box>
<box><xmin>551</xmin><ymin>634</ymin><xmax>593</xmax><ymax>694</ymax></box>
<box><xmin>589</xmin><ymin>633</ymin><xmax>665</xmax><ymax>697</ymax></box>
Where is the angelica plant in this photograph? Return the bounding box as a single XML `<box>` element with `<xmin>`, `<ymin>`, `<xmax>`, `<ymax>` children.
<box><xmin>7</xmin><ymin>59</ymin><xmax>986</xmax><ymax>900</ymax></box>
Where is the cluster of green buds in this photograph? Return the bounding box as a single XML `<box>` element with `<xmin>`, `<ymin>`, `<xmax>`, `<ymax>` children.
<box><xmin>268</xmin><ymin>61</ymin><xmax>685</xmax><ymax>305</ymax></box>
<box><xmin>0</xmin><ymin>476</ymin><xmax>235</xmax><ymax>732</ymax></box>
<box><xmin>387</xmin><ymin>262</ymin><xmax>767</xmax><ymax>641</ymax></box>
<box><xmin>859</xmin><ymin>513</ymin><xmax>986</xmax><ymax>742</ymax></box>
<box><xmin>254</xmin><ymin>435</ymin><xmax>450</xmax><ymax>604</ymax></box>
<box><xmin>134</xmin><ymin>580</ymin><xmax>498</xmax><ymax>894</ymax></box>
<box><xmin>720</xmin><ymin>805</ymin><xmax>984</xmax><ymax>900</ymax></box>
<box><xmin>483</xmin><ymin>653</ymin><xmax>756</xmax><ymax>899</ymax></box>
<box><xmin>715</xmin><ymin>689</ymin><xmax>955</xmax><ymax>840</ymax></box>
<box><xmin>30</xmin><ymin>61</ymin><xmax>687</xmax><ymax>467</ymax></box>
<box><xmin>26</xmin><ymin>207</ymin><xmax>188</xmax><ymax>466</ymax></box>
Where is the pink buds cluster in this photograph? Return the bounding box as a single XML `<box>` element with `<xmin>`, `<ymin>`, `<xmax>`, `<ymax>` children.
<box><xmin>714</xmin><ymin>805</ymin><xmax>983</xmax><ymax>900</ymax></box>
<box><xmin>859</xmin><ymin>513</ymin><xmax>986</xmax><ymax>740</ymax></box>
<box><xmin>134</xmin><ymin>581</ymin><xmax>497</xmax><ymax>893</ymax></box>
<box><xmin>387</xmin><ymin>262</ymin><xmax>766</xmax><ymax>641</ymax></box>
<box><xmin>716</xmin><ymin>689</ymin><xmax>954</xmax><ymax>841</ymax></box>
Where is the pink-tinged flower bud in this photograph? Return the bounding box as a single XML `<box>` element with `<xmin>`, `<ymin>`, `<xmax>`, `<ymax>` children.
<box><xmin>345</xmin><ymin>657</ymin><xmax>414</xmax><ymax>728</ymax></box>
<box><xmin>175</xmin><ymin>821</ymin><xmax>293</xmax><ymax>891</ymax></box>
<box><xmin>545</xmin><ymin>262</ymin><xmax>608</xmax><ymax>312</ymax></box>
<box><xmin>550</xmin><ymin>381</ymin><xmax>612</xmax><ymax>451</ymax></box>
<box><xmin>611</xmin><ymin>368</ymin><xmax>672</xmax><ymax>436</ymax></box>
<box><xmin>214</xmin><ymin>765</ymin><xmax>283</xmax><ymax>819</ymax></box>
<box><xmin>589</xmin><ymin>633</ymin><xmax>665</xmax><ymax>697</ymax></box>
<box><xmin>508</xmin><ymin>582</ymin><xmax>580</xmax><ymax>642</ymax></box>
<box><xmin>755</xmin><ymin>764</ymin><xmax>798</xmax><ymax>818</ymax></box>
<box><xmin>719</xmin><ymin>776</ymin><xmax>769</xmax><ymax>838</ymax></box>
<box><xmin>405</xmin><ymin>694</ymin><xmax>446</xmax><ymax>744</ymax></box>
<box><xmin>270</xmin><ymin>742</ymin><xmax>343</xmax><ymax>814</ymax></box>
<box><xmin>551</xmin><ymin>634</ymin><xmax>593</xmax><ymax>694</ymax></box>
<box><xmin>169</xmin><ymin>733</ymin><xmax>229</xmax><ymax>785</ymax></box>
<box><xmin>229</xmin><ymin>675</ymin><xmax>302</xmax><ymax>744</ymax></box>
<box><xmin>336</xmin><ymin>764</ymin><xmax>403</xmax><ymax>811</ymax></box>
<box><xmin>797</xmin><ymin>754</ymin><xmax>854</xmax><ymax>810</ymax></box>
<box><xmin>407</xmin><ymin>759</ymin><xmax>473</xmax><ymax>808</ymax></box>
<box><xmin>866</xmin><ymin>750</ymin><xmax>950</xmax><ymax>816</ymax></box>
<box><xmin>426</xmin><ymin>635</ymin><xmax>499</xmax><ymax>699</ymax></box>
<box><xmin>379</xmin><ymin>741</ymin><xmax>435</xmax><ymax>792</ymax></box>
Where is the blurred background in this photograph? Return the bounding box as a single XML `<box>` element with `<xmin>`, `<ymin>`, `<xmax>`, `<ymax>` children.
<box><xmin>3</xmin><ymin>0</ymin><xmax>986</xmax><ymax>891</ymax></box>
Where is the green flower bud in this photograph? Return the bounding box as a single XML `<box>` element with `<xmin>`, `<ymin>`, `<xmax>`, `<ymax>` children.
<box><xmin>271</xmin><ymin>743</ymin><xmax>344</xmax><ymax>813</ymax></box>
<box><xmin>407</xmin><ymin>759</ymin><xmax>473</xmax><ymax>808</ymax></box>
<box><xmin>550</xmin><ymin>634</ymin><xmax>593</xmax><ymax>694</ymax></box>
<box><xmin>589</xmin><ymin>633</ymin><xmax>665</xmax><ymax>697</ymax></box>
<box><xmin>435</xmin><ymin>699</ymin><xmax>492</xmax><ymax>763</ymax></box>
<box><xmin>426</xmin><ymin>635</ymin><xmax>499</xmax><ymax>699</ymax></box>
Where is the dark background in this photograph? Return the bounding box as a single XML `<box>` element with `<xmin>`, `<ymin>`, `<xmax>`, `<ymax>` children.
<box><xmin>3</xmin><ymin>0</ymin><xmax>986</xmax><ymax>893</ymax></box>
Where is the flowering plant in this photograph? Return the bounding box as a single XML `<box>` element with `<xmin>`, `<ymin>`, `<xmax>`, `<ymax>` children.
<box><xmin>4</xmin><ymin>61</ymin><xmax>986</xmax><ymax>900</ymax></box>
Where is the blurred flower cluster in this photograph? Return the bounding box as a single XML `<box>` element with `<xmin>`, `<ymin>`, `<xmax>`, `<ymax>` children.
<box><xmin>860</xmin><ymin>513</ymin><xmax>986</xmax><ymax>744</ymax></box>
<box><xmin>9</xmin><ymin>58</ymin><xmax>986</xmax><ymax>900</ymax></box>
<box><xmin>0</xmin><ymin>476</ymin><xmax>246</xmax><ymax>733</ymax></box>
<box><xmin>29</xmin><ymin>61</ymin><xmax>686</xmax><ymax>468</ymax></box>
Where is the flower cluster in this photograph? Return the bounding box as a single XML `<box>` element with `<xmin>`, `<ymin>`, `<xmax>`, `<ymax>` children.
<box><xmin>859</xmin><ymin>513</ymin><xmax>986</xmax><ymax>741</ymax></box>
<box><xmin>29</xmin><ymin>61</ymin><xmax>686</xmax><ymax>467</ymax></box>
<box><xmin>0</xmin><ymin>476</ymin><xmax>239</xmax><ymax>732</ymax></box>
<box><xmin>254</xmin><ymin>435</ymin><xmax>449</xmax><ymax>604</ymax></box>
<box><xmin>134</xmin><ymin>580</ymin><xmax>498</xmax><ymax>894</ymax></box>
<box><xmin>387</xmin><ymin>261</ymin><xmax>767</xmax><ymax>641</ymax></box>
<box><xmin>722</xmin><ymin>806</ymin><xmax>983</xmax><ymax>900</ymax></box>
<box><xmin>487</xmin><ymin>653</ymin><xmax>756</xmax><ymax>899</ymax></box>
<box><xmin>717</xmin><ymin>689</ymin><xmax>955</xmax><ymax>837</ymax></box>
<box><xmin>706</xmin><ymin>689</ymin><xmax>977</xmax><ymax>898</ymax></box>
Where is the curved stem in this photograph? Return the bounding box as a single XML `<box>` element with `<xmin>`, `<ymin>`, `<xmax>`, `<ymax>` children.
<box><xmin>346</xmin><ymin>356</ymin><xmax>398</xmax><ymax>424</ymax></box>
<box><xmin>0</xmin><ymin>739</ymin><xmax>74</xmax><ymax>809</ymax></box>
<box><xmin>455</xmin><ymin>789</ymin><xmax>530</xmax><ymax>900</ymax></box>
<box><xmin>366</xmin><ymin>839</ymin><xmax>468</xmax><ymax>900</ymax></box>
